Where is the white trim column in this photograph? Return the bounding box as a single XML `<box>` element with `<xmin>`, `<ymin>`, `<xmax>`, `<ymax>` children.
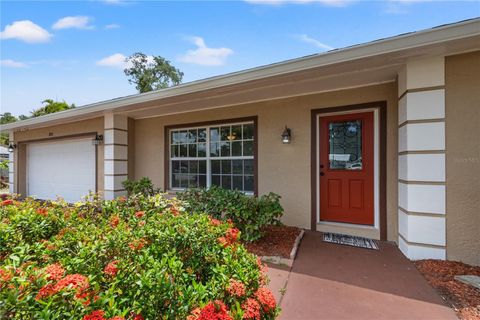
<box><xmin>104</xmin><ymin>114</ymin><xmax>128</xmax><ymax>200</ymax></box>
<box><xmin>397</xmin><ymin>56</ymin><xmax>446</xmax><ymax>260</ymax></box>
<box><xmin>8</xmin><ymin>132</ymin><xmax>15</xmax><ymax>194</ymax></box>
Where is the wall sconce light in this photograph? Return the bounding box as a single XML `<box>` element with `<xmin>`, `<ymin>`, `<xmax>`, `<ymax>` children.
<box><xmin>8</xmin><ymin>142</ymin><xmax>16</xmax><ymax>153</ymax></box>
<box><xmin>281</xmin><ymin>126</ymin><xmax>291</xmax><ymax>144</ymax></box>
<box><xmin>92</xmin><ymin>134</ymin><xmax>104</xmax><ymax>145</ymax></box>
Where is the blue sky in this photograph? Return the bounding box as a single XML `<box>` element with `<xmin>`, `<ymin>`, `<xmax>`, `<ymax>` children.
<box><xmin>1</xmin><ymin>0</ymin><xmax>479</xmax><ymax>116</ymax></box>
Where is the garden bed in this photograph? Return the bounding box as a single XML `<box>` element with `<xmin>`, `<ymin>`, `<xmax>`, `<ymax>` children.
<box><xmin>414</xmin><ymin>259</ymin><xmax>480</xmax><ymax>320</ymax></box>
<box><xmin>244</xmin><ymin>225</ymin><xmax>303</xmax><ymax>259</ymax></box>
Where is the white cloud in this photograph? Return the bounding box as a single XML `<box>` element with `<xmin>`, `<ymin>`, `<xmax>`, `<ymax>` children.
<box><xmin>295</xmin><ymin>34</ymin><xmax>334</xmax><ymax>50</ymax></box>
<box><xmin>0</xmin><ymin>20</ymin><xmax>52</xmax><ymax>43</ymax></box>
<box><xmin>105</xmin><ymin>24</ymin><xmax>120</xmax><ymax>29</ymax></box>
<box><xmin>52</xmin><ymin>16</ymin><xmax>94</xmax><ymax>30</ymax></box>
<box><xmin>178</xmin><ymin>37</ymin><xmax>233</xmax><ymax>66</ymax></box>
<box><xmin>245</xmin><ymin>0</ymin><xmax>352</xmax><ymax>7</ymax></box>
<box><xmin>1</xmin><ymin>59</ymin><xmax>28</xmax><ymax>68</ymax></box>
<box><xmin>102</xmin><ymin>0</ymin><xmax>130</xmax><ymax>5</ymax></box>
<box><xmin>96</xmin><ymin>53</ymin><xmax>127</xmax><ymax>68</ymax></box>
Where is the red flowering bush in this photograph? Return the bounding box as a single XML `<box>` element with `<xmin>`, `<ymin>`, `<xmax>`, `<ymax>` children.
<box><xmin>0</xmin><ymin>194</ymin><xmax>279</xmax><ymax>319</ymax></box>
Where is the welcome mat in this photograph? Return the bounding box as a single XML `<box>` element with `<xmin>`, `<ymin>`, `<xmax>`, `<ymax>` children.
<box><xmin>322</xmin><ymin>233</ymin><xmax>379</xmax><ymax>250</ymax></box>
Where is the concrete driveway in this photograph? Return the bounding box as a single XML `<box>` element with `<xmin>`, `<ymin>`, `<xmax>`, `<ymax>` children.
<box><xmin>267</xmin><ymin>231</ymin><xmax>457</xmax><ymax>320</ymax></box>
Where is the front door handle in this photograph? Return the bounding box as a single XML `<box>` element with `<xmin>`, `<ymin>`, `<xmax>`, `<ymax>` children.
<box><xmin>320</xmin><ymin>172</ymin><xmax>325</xmax><ymax>176</ymax></box>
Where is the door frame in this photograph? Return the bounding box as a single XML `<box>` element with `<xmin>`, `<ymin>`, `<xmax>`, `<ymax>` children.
<box><xmin>310</xmin><ymin>101</ymin><xmax>387</xmax><ymax>240</ymax></box>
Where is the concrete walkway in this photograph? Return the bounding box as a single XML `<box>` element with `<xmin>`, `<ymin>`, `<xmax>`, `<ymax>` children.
<box><xmin>268</xmin><ymin>231</ymin><xmax>457</xmax><ymax>320</ymax></box>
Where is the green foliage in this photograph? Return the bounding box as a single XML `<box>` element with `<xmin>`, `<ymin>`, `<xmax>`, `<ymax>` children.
<box><xmin>0</xmin><ymin>194</ymin><xmax>278</xmax><ymax>319</ymax></box>
<box><xmin>0</xmin><ymin>113</ymin><xmax>18</xmax><ymax>146</ymax></box>
<box><xmin>29</xmin><ymin>99</ymin><xmax>75</xmax><ymax>118</ymax></box>
<box><xmin>124</xmin><ymin>52</ymin><xmax>183</xmax><ymax>93</ymax></box>
<box><xmin>122</xmin><ymin>177</ymin><xmax>161</xmax><ymax>196</ymax></box>
<box><xmin>0</xmin><ymin>160</ymin><xmax>8</xmax><ymax>171</ymax></box>
<box><xmin>178</xmin><ymin>186</ymin><xmax>284</xmax><ymax>242</ymax></box>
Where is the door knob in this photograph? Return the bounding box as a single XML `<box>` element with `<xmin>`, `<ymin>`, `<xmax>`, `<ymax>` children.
<box><xmin>320</xmin><ymin>164</ymin><xmax>324</xmax><ymax>169</ymax></box>
<box><xmin>320</xmin><ymin>172</ymin><xmax>325</xmax><ymax>176</ymax></box>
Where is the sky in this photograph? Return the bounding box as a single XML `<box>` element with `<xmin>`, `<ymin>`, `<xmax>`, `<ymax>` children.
<box><xmin>1</xmin><ymin>0</ymin><xmax>479</xmax><ymax>117</ymax></box>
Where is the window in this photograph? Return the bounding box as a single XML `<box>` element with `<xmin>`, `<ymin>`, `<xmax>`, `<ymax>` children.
<box><xmin>169</xmin><ymin>121</ymin><xmax>255</xmax><ymax>193</ymax></box>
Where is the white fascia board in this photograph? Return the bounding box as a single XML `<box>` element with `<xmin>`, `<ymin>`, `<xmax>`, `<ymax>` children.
<box><xmin>2</xmin><ymin>18</ymin><xmax>479</xmax><ymax>133</ymax></box>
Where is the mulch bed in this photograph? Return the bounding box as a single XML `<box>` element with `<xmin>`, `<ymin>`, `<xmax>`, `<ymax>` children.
<box><xmin>414</xmin><ymin>259</ymin><xmax>480</xmax><ymax>320</ymax></box>
<box><xmin>244</xmin><ymin>225</ymin><xmax>302</xmax><ymax>258</ymax></box>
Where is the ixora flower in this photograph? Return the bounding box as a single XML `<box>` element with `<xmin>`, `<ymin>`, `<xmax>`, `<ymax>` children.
<box><xmin>110</xmin><ymin>215</ymin><xmax>120</xmax><ymax>228</ymax></box>
<box><xmin>242</xmin><ymin>298</ymin><xmax>261</xmax><ymax>320</ymax></box>
<box><xmin>104</xmin><ymin>260</ymin><xmax>119</xmax><ymax>277</ymax></box>
<box><xmin>36</xmin><ymin>274</ymin><xmax>89</xmax><ymax>301</ymax></box>
<box><xmin>193</xmin><ymin>300</ymin><xmax>232</xmax><ymax>320</ymax></box>
<box><xmin>255</xmin><ymin>287</ymin><xmax>276</xmax><ymax>312</ymax></box>
<box><xmin>1</xmin><ymin>199</ymin><xmax>14</xmax><ymax>206</ymax></box>
<box><xmin>218</xmin><ymin>228</ymin><xmax>240</xmax><ymax>248</ymax></box>
<box><xmin>134</xmin><ymin>211</ymin><xmax>145</xmax><ymax>218</ymax></box>
<box><xmin>0</xmin><ymin>269</ymin><xmax>13</xmax><ymax>284</ymax></box>
<box><xmin>83</xmin><ymin>310</ymin><xmax>106</xmax><ymax>320</ymax></box>
<box><xmin>128</xmin><ymin>239</ymin><xmax>146</xmax><ymax>251</ymax></box>
<box><xmin>209</xmin><ymin>217</ymin><xmax>221</xmax><ymax>226</ymax></box>
<box><xmin>44</xmin><ymin>263</ymin><xmax>65</xmax><ymax>281</ymax></box>
<box><xmin>36</xmin><ymin>208</ymin><xmax>48</xmax><ymax>216</ymax></box>
<box><xmin>226</xmin><ymin>279</ymin><xmax>246</xmax><ymax>297</ymax></box>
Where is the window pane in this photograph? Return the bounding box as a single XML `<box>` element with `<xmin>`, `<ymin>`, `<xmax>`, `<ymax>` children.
<box><xmin>188</xmin><ymin>144</ymin><xmax>197</xmax><ymax>158</ymax></box>
<box><xmin>328</xmin><ymin>120</ymin><xmax>363</xmax><ymax>170</ymax></box>
<box><xmin>198</xmin><ymin>129</ymin><xmax>207</xmax><ymax>142</ymax></box>
<box><xmin>244</xmin><ymin>175</ymin><xmax>254</xmax><ymax>192</ymax></box>
<box><xmin>211</xmin><ymin>160</ymin><xmax>220</xmax><ymax>174</ymax></box>
<box><xmin>199</xmin><ymin>175</ymin><xmax>207</xmax><ymax>188</ymax></box>
<box><xmin>172</xmin><ymin>174</ymin><xmax>181</xmax><ymax>188</ymax></box>
<box><xmin>243</xmin><ymin>124</ymin><xmax>254</xmax><ymax>140</ymax></box>
<box><xmin>222</xmin><ymin>175</ymin><xmax>232</xmax><ymax>189</ymax></box>
<box><xmin>179</xmin><ymin>144</ymin><xmax>188</xmax><ymax>157</ymax></box>
<box><xmin>172</xmin><ymin>131</ymin><xmax>180</xmax><ymax>144</ymax></box>
<box><xmin>220</xmin><ymin>142</ymin><xmax>231</xmax><ymax>157</ymax></box>
<box><xmin>232</xmin><ymin>141</ymin><xmax>242</xmax><ymax>156</ymax></box>
<box><xmin>171</xmin><ymin>145</ymin><xmax>178</xmax><ymax>158</ymax></box>
<box><xmin>198</xmin><ymin>143</ymin><xmax>206</xmax><ymax>157</ymax></box>
<box><xmin>210</xmin><ymin>142</ymin><xmax>219</xmax><ymax>157</ymax></box>
<box><xmin>172</xmin><ymin>161</ymin><xmax>181</xmax><ymax>174</ymax></box>
<box><xmin>180</xmin><ymin>161</ymin><xmax>188</xmax><ymax>173</ymax></box>
<box><xmin>210</xmin><ymin>127</ymin><xmax>220</xmax><ymax>142</ymax></box>
<box><xmin>199</xmin><ymin>160</ymin><xmax>207</xmax><ymax>174</ymax></box>
<box><xmin>221</xmin><ymin>160</ymin><xmax>231</xmax><ymax>174</ymax></box>
<box><xmin>179</xmin><ymin>131</ymin><xmax>188</xmax><ymax>144</ymax></box>
<box><xmin>187</xmin><ymin>175</ymin><xmax>198</xmax><ymax>188</ymax></box>
<box><xmin>189</xmin><ymin>160</ymin><xmax>198</xmax><ymax>174</ymax></box>
<box><xmin>233</xmin><ymin>176</ymin><xmax>243</xmax><ymax>191</ymax></box>
<box><xmin>188</xmin><ymin>129</ymin><xmax>197</xmax><ymax>143</ymax></box>
<box><xmin>221</xmin><ymin>126</ymin><xmax>230</xmax><ymax>141</ymax></box>
<box><xmin>232</xmin><ymin>160</ymin><xmax>243</xmax><ymax>174</ymax></box>
<box><xmin>243</xmin><ymin>141</ymin><xmax>253</xmax><ymax>156</ymax></box>
<box><xmin>244</xmin><ymin>160</ymin><xmax>254</xmax><ymax>174</ymax></box>
<box><xmin>232</xmin><ymin>125</ymin><xmax>242</xmax><ymax>140</ymax></box>
<box><xmin>212</xmin><ymin>174</ymin><xmax>221</xmax><ymax>187</ymax></box>
<box><xmin>179</xmin><ymin>174</ymin><xmax>187</xmax><ymax>188</ymax></box>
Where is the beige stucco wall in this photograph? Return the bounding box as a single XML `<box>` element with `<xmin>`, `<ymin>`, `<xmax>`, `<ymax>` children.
<box><xmin>134</xmin><ymin>83</ymin><xmax>398</xmax><ymax>240</ymax></box>
<box><xmin>12</xmin><ymin>117</ymin><xmax>105</xmax><ymax>195</ymax></box>
<box><xmin>445</xmin><ymin>51</ymin><xmax>480</xmax><ymax>266</ymax></box>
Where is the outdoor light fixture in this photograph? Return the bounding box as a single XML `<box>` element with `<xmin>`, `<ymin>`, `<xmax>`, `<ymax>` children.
<box><xmin>8</xmin><ymin>142</ymin><xmax>16</xmax><ymax>153</ymax></box>
<box><xmin>281</xmin><ymin>126</ymin><xmax>291</xmax><ymax>144</ymax></box>
<box><xmin>92</xmin><ymin>134</ymin><xmax>104</xmax><ymax>145</ymax></box>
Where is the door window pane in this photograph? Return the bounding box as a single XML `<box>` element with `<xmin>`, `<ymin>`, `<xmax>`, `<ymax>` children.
<box><xmin>328</xmin><ymin>120</ymin><xmax>362</xmax><ymax>170</ymax></box>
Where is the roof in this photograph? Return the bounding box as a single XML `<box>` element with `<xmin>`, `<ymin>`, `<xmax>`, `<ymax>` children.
<box><xmin>2</xmin><ymin>18</ymin><xmax>480</xmax><ymax>132</ymax></box>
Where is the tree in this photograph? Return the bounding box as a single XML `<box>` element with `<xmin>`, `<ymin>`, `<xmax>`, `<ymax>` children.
<box><xmin>0</xmin><ymin>113</ymin><xmax>18</xmax><ymax>146</ymax></box>
<box><xmin>29</xmin><ymin>99</ymin><xmax>75</xmax><ymax>117</ymax></box>
<box><xmin>124</xmin><ymin>53</ymin><xmax>183</xmax><ymax>93</ymax></box>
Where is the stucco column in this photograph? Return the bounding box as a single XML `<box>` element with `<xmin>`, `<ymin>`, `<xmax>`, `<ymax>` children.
<box><xmin>8</xmin><ymin>131</ymin><xmax>15</xmax><ymax>194</ymax></box>
<box><xmin>397</xmin><ymin>56</ymin><xmax>446</xmax><ymax>260</ymax></box>
<box><xmin>104</xmin><ymin>114</ymin><xmax>128</xmax><ymax>200</ymax></box>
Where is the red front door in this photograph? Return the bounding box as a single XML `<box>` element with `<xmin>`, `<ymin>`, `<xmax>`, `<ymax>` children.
<box><xmin>319</xmin><ymin>112</ymin><xmax>374</xmax><ymax>225</ymax></box>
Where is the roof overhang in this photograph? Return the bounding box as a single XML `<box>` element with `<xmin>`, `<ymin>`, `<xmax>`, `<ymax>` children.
<box><xmin>2</xmin><ymin>18</ymin><xmax>480</xmax><ymax>132</ymax></box>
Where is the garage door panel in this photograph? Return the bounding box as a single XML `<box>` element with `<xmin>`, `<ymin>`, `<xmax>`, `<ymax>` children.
<box><xmin>27</xmin><ymin>139</ymin><xmax>96</xmax><ymax>203</ymax></box>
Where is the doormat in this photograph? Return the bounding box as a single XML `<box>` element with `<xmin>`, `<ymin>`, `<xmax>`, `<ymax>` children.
<box><xmin>322</xmin><ymin>233</ymin><xmax>379</xmax><ymax>250</ymax></box>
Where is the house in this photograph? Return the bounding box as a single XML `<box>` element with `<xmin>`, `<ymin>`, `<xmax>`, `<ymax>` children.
<box><xmin>2</xmin><ymin>19</ymin><xmax>479</xmax><ymax>266</ymax></box>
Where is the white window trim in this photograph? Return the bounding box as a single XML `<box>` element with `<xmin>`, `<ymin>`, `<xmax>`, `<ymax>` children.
<box><xmin>168</xmin><ymin>121</ymin><xmax>255</xmax><ymax>194</ymax></box>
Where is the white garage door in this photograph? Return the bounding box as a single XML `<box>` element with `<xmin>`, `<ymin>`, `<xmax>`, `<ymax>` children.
<box><xmin>27</xmin><ymin>138</ymin><xmax>96</xmax><ymax>203</ymax></box>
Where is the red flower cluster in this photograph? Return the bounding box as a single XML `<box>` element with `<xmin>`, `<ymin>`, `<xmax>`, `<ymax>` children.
<box><xmin>0</xmin><ymin>269</ymin><xmax>13</xmax><ymax>285</ymax></box>
<box><xmin>194</xmin><ymin>300</ymin><xmax>232</xmax><ymax>320</ymax></box>
<box><xmin>128</xmin><ymin>239</ymin><xmax>146</xmax><ymax>251</ymax></box>
<box><xmin>226</xmin><ymin>279</ymin><xmax>245</xmax><ymax>297</ymax></box>
<box><xmin>134</xmin><ymin>211</ymin><xmax>145</xmax><ymax>218</ymax></box>
<box><xmin>255</xmin><ymin>287</ymin><xmax>276</xmax><ymax>312</ymax></box>
<box><xmin>209</xmin><ymin>217</ymin><xmax>221</xmax><ymax>226</ymax></box>
<box><xmin>83</xmin><ymin>311</ymin><xmax>125</xmax><ymax>320</ymax></box>
<box><xmin>117</xmin><ymin>196</ymin><xmax>127</xmax><ymax>203</ymax></box>
<box><xmin>36</xmin><ymin>208</ymin><xmax>48</xmax><ymax>216</ymax></box>
<box><xmin>110</xmin><ymin>215</ymin><xmax>120</xmax><ymax>228</ymax></box>
<box><xmin>1</xmin><ymin>199</ymin><xmax>14</xmax><ymax>206</ymax></box>
<box><xmin>44</xmin><ymin>263</ymin><xmax>65</xmax><ymax>281</ymax></box>
<box><xmin>104</xmin><ymin>260</ymin><xmax>119</xmax><ymax>277</ymax></box>
<box><xmin>36</xmin><ymin>274</ymin><xmax>89</xmax><ymax>301</ymax></box>
<box><xmin>218</xmin><ymin>228</ymin><xmax>240</xmax><ymax>248</ymax></box>
<box><xmin>242</xmin><ymin>298</ymin><xmax>261</xmax><ymax>319</ymax></box>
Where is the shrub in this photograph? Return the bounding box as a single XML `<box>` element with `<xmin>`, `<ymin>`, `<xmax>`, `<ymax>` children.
<box><xmin>0</xmin><ymin>194</ymin><xmax>278</xmax><ymax>319</ymax></box>
<box><xmin>178</xmin><ymin>186</ymin><xmax>284</xmax><ymax>242</ymax></box>
<box><xmin>122</xmin><ymin>177</ymin><xmax>160</xmax><ymax>197</ymax></box>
